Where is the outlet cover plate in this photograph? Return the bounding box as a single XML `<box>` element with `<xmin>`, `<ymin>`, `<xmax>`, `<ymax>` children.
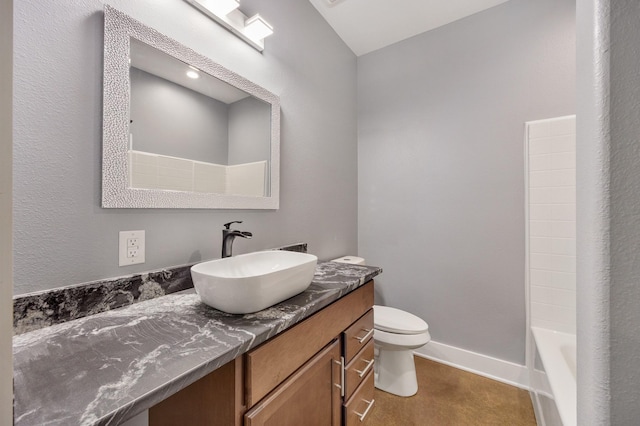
<box><xmin>119</xmin><ymin>230</ymin><xmax>145</xmax><ymax>266</ymax></box>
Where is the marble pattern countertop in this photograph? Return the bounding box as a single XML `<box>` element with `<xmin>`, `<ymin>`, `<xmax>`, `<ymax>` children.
<box><xmin>13</xmin><ymin>262</ymin><xmax>382</xmax><ymax>426</ymax></box>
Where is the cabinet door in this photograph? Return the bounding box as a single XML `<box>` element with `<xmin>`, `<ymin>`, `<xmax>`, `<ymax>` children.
<box><xmin>149</xmin><ymin>357</ymin><xmax>244</xmax><ymax>426</ymax></box>
<box><xmin>245</xmin><ymin>340</ymin><xmax>341</xmax><ymax>426</ymax></box>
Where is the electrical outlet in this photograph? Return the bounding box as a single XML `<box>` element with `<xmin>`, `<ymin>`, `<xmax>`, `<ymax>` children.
<box><xmin>119</xmin><ymin>230</ymin><xmax>145</xmax><ymax>266</ymax></box>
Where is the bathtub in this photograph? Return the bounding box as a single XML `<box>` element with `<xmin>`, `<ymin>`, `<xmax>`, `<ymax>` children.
<box><xmin>531</xmin><ymin>327</ymin><xmax>576</xmax><ymax>426</ymax></box>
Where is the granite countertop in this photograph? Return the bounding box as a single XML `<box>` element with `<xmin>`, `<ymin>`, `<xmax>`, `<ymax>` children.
<box><xmin>13</xmin><ymin>262</ymin><xmax>382</xmax><ymax>426</ymax></box>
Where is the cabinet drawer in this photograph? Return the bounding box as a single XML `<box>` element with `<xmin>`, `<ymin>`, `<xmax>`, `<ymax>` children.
<box><xmin>246</xmin><ymin>281</ymin><xmax>374</xmax><ymax>407</ymax></box>
<box><xmin>344</xmin><ymin>339</ymin><xmax>374</xmax><ymax>400</ymax></box>
<box><xmin>343</xmin><ymin>309</ymin><xmax>374</xmax><ymax>363</ymax></box>
<box><xmin>343</xmin><ymin>371</ymin><xmax>375</xmax><ymax>426</ymax></box>
<box><xmin>245</xmin><ymin>340</ymin><xmax>341</xmax><ymax>426</ymax></box>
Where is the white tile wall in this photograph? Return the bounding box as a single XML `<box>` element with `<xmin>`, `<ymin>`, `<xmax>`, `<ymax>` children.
<box><xmin>129</xmin><ymin>151</ymin><xmax>266</xmax><ymax>196</ymax></box>
<box><xmin>158</xmin><ymin>160</ymin><xmax>193</xmax><ymax>191</ymax></box>
<box><xmin>193</xmin><ymin>162</ymin><xmax>226</xmax><ymax>193</ymax></box>
<box><xmin>527</xmin><ymin>116</ymin><xmax>576</xmax><ymax>334</ymax></box>
<box><xmin>130</xmin><ymin>151</ymin><xmax>159</xmax><ymax>190</ymax></box>
<box><xmin>226</xmin><ymin>161</ymin><xmax>267</xmax><ymax>197</ymax></box>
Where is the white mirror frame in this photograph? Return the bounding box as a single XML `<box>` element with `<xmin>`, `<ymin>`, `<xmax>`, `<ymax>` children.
<box><xmin>102</xmin><ymin>5</ymin><xmax>280</xmax><ymax>209</ymax></box>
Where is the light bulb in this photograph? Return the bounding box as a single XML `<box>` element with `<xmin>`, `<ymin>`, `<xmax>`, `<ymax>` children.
<box><xmin>198</xmin><ymin>0</ymin><xmax>239</xmax><ymax>17</ymax></box>
<box><xmin>244</xmin><ymin>14</ymin><xmax>273</xmax><ymax>42</ymax></box>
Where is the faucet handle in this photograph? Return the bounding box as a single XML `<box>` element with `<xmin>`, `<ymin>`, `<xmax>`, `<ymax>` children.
<box><xmin>223</xmin><ymin>220</ymin><xmax>243</xmax><ymax>230</ymax></box>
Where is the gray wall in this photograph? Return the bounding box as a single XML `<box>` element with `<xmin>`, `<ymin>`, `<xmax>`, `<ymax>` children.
<box><xmin>0</xmin><ymin>0</ymin><xmax>13</xmax><ymax>422</ymax></box>
<box><xmin>130</xmin><ymin>68</ymin><xmax>229</xmax><ymax>164</ymax></box>
<box><xmin>358</xmin><ymin>0</ymin><xmax>576</xmax><ymax>364</ymax></box>
<box><xmin>228</xmin><ymin>97</ymin><xmax>271</xmax><ymax>165</ymax></box>
<box><xmin>609</xmin><ymin>1</ymin><xmax>640</xmax><ymax>422</ymax></box>
<box><xmin>13</xmin><ymin>0</ymin><xmax>358</xmax><ymax>295</ymax></box>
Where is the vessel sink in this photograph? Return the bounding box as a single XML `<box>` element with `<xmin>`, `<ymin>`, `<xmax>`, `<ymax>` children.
<box><xmin>191</xmin><ymin>251</ymin><xmax>318</xmax><ymax>314</ymax></box>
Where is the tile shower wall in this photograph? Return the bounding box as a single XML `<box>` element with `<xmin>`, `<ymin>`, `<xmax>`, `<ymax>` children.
<box><xmin>129</xmin><ymin>150</ymin><xmax>266</xmax><ymax>195</ymax></box>
<box><xmin>527</xmin><ymin>115</ymin><xmax>576</xmax><ymax>333</ymax></box>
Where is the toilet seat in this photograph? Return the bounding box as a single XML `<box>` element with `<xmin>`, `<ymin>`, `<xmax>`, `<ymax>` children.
<box><xmin>374</xmin><ymin>328</ymin><xmax>431</xmax><ymax>349</ymax></box>
<box><xmin>374</xmin><ymin>305</ymin><xmax>429</xmax><ymax>335</ymax></box>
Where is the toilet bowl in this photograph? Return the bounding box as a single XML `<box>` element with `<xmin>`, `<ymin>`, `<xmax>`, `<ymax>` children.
<box><xmin>373</xmin><ymin>305</ymin><xmax>430</xmax><ymax>397</ymax></box>
<box><xmin>330</xmin><ymin>256</ymin><xmax>431</xmax><ymax>398</ymax></box>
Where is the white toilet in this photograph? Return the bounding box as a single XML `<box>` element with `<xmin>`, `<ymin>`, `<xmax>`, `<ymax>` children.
<box><xmin>331</xmin><ymin>256</ymin><xmax>431</xmax><ymax>397</ymax></box>
<box><xmin>373</xmin><ymin>305</ymin><xmax>430</xmax><ymax>397</ymax></box>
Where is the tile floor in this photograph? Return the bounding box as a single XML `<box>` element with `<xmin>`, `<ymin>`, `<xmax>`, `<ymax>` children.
<box><xmin>366</xmin><ymin>357</ymin><xmax>536</xmax><ymax>426</ymax></box>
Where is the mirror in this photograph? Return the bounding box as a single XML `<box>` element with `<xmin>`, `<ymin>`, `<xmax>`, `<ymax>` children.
<box><xmin>102</xmin><ymin>6</ymin><xmax>280</xmax><ymax>209</ymax></box>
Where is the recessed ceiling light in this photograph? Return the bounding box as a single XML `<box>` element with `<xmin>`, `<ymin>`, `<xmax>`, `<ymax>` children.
<box><xmin>186</xmin><ymin>70</ymin><xmax>200</xmax><ymax>79</ymax></box>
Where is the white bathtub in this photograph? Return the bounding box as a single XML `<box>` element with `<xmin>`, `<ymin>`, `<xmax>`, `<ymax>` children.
<box><xmin>531</xmin><ymin>327</ymin><xmax>576</xmax><ymax>426</ymax></box>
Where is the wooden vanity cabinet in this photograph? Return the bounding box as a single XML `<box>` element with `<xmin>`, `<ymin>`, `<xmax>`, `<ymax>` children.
<box><xmin>150</xmin><ymin>281</ymin><xmax>375</xmax><ymax>426</ymax></box>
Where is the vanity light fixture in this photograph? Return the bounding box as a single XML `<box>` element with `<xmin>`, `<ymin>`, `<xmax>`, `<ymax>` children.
<box><xmin>185</xmin><ymin>0</ymin><xmax>274</xmax><ymax>52</ymax></box>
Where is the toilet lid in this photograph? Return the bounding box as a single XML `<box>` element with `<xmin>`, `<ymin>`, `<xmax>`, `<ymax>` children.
<box><xmin>374</xmin><ymin>305</ymin><xmax>429</xmax><ymax>335</ymax></box>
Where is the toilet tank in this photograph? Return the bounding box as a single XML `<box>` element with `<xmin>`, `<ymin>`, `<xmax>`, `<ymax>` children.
<box><xmin>331</xmin><ymin>256</ymin><xmax>365</xmax><ymax>265</ymax></box>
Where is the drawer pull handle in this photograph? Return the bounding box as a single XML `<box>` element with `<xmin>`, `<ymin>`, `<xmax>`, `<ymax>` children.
<box><xmin>334</xmin><ymin>357</ymin><xmax>345</xmax><ymax>397</ymax></box>
<box><xmin>355</xmin><ymin>328</ymin><xmax>374</xmax><ymax>344</ymax></box>
<box><xmin>355</xmin><ymin>398</ymin><xmax>375</xmax><ymax>422</ymax></box>
<box><xmin>355</xmin><ymin>358</ymin><xmax>374</xmax><ymax>378</ymax></box>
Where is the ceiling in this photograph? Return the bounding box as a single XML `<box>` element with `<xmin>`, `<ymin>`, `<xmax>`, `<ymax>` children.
<box><xmin>130</xmin><ymin>39</ymin><xmax>248</xmax><ymax>104</ymax></box>
<box><xmin>308</xmin><ymin>0</ymin><xmax>511</xmax><ymax>56</ymax></box>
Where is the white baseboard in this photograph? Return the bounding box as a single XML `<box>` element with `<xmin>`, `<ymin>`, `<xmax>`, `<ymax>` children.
<box><xmin>531</xmin><ymin>392</ymin><xmax>546</xmax><ymax>426</ymax></box>
<box><xmin>530</xmin><ymin>368</ymin><xmax>553</xmax><ymax>396</ymax></box>
<box><xmin>414</xmin><ymin>340</ymin><xmax>530</xmax><ymax>389</ymax></box>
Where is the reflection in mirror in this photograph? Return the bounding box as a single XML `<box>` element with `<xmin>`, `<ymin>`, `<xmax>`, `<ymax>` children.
<box><xmin>129</xmin><ymin>39</ymin><xmax>271</xmax><ymax>197</ymax></box>
<box><xmin>102</xmin><ymin>5</ymin><xmax>280</xmax><ymax>209</ymax></box>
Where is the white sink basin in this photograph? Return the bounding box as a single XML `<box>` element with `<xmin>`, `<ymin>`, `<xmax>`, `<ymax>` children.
<box><xmin>191</xmin><ymin>251</ymin><xmax>318</xmax><ymax>314</ymax></box>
